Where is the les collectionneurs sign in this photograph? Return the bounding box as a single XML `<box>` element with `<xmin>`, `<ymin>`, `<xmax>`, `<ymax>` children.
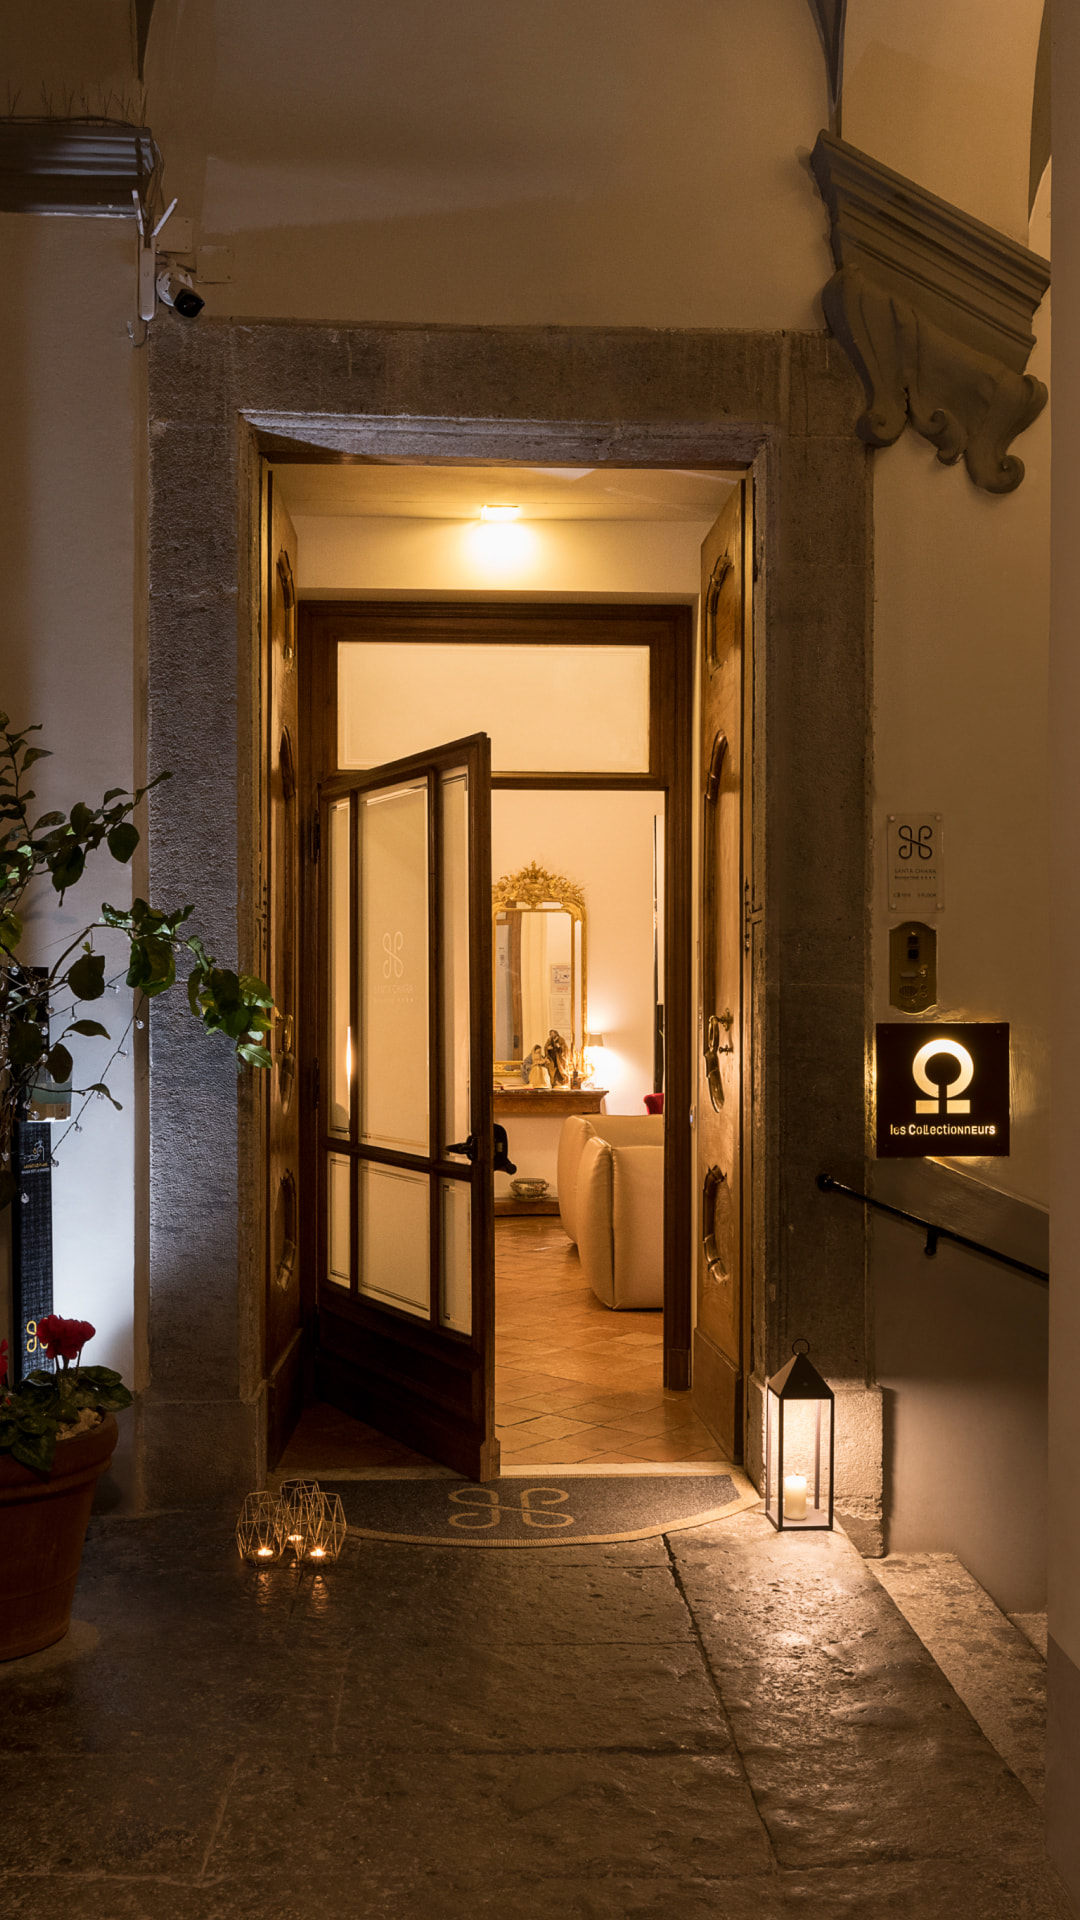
<box><xmin>875</xmin><ymin>1022</ymin><xmax>1010</xmax><ymax>1159</ymax></box>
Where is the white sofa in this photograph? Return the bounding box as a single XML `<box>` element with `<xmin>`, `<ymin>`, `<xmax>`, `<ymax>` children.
<box><xmin>557</xmin><ymin>1115</ymin><xmax>664</xmax><ymax>1309</ymax></box>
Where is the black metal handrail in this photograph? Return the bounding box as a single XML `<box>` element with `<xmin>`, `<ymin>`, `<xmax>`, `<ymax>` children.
<box><xmin>816</xmin><ymin>1174</ymin><xmax>1049</xmax><ymax>1285</ymax></box>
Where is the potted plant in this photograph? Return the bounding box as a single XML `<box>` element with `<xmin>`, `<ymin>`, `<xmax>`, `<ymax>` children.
<box><xmin>0</xmin><ymin>709</ymin><xmax>274</xmax><ymax>1658</ymax></box>
<box><xmin>0</xmin><ymin>1317</ymin><xmax>133</xmax><ymax>1659</ymax></box>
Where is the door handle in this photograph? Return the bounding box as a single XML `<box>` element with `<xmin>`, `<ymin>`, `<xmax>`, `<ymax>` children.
<box><xmin>447</xmin><ymin>1126</ymin><xmax>518</xmax><ymax>1175</ymax></box>
<box><xmin>704</xmin><ymin>1010</ymin><xmax>734</xmax><ymax>1111</ymax></box>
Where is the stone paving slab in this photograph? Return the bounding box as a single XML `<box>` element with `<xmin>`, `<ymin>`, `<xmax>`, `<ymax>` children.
<box><xmin>331</xmin><ymin>1636</ymin><xmax>728</xmax><ymax>1752</ymax></box>
<box><xmin>670</xmin><ymin>1514</ymin><xmax>1053</xmax><ymax>1874</ymax></box>
<box><xmin>0</xmin><ymin>1506</ymin><xmax>1072</xmax><ymax>1920</ymax></box>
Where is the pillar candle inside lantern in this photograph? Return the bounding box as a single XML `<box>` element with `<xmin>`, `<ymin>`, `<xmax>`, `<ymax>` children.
<box><xmin>783</xmin><ymin>1474</ymin><xmax>807</xmax><ymax>1520</ymax></box>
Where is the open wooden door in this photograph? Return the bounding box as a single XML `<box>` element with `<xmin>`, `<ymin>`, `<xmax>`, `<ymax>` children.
<box><xmin>693</xmin><ymin>479</ymin><xmax>754</xmax><ymax>1460</ymax></box>
<box><xmin>265</xmin><ymin>481</ymin><xmax>304</xmax><ymax>1463</ymax></box>
<box><xmin>314</xmin><ymin>733</ymin><xmax>498</xmax><ymax>1480</ymax></box>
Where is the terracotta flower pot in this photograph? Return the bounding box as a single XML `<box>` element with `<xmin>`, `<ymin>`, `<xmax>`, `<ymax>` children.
<box><xmin>0</xmin><ymin>1413</ymin><xmax>118</xmax><ymax>1662</ymax></box>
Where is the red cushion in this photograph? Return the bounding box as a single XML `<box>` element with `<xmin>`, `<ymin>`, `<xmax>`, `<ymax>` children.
<box><xmin>643</xmin><ymin>1093</ymin><xmax>664</xmax><ymax>1115</ymax></box>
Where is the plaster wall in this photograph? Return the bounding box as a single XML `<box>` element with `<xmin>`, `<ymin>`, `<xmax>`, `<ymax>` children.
<box><xmin>143</xmin><ymin>0</ymin><xmax>829</xmax><ymax>331</ymax></box>
<box><xmin>1048</xmin><ymin>0</ymin><xmax>1080</xmax><ymax>1891</ymax></box>
<box><xmin>0</xmin><ymin>214</ymin><xmax>140</xmax><ymax>1400</ymax></box>
<box><xmin>843</xmin><ymin>0</ymin><xmax>1045</xmax><ymax>242</ymax></box>
<box><xmin>867</xmin><ymin>175</ymin><xmax>1051</xmax><ymax>1611</ymax></box>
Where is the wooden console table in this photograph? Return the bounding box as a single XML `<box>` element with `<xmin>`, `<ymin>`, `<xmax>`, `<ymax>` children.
<box><xmin>493</xmin><ymin>1088</ymin><xmax>607</xmax><ymax>1118</ymax></box>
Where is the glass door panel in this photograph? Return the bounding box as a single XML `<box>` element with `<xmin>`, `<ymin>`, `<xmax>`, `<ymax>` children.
<box><xmin>327</xmin><ymin>1155</ymin><xmax>351</xmax><ymax>1288</ymax></box>
<box><xmin>328</xmin><ymin>798</ymin><xmax>351</xmax><ymax>1137</ymax></box>
<box><xmin>358</xmin><ymin>781</ymin><xmax>430</xmax><ymax>1154</ymax></box>
<box><xmin>357</xmin><ymin>1162</ymin><xmax>430</xmax><ymax>1317</ymax></box>
<box><xmin>440</xmin><ymin>768</ymin><xmax>471</xmax><ymax>1159</ymax></box>
<box><xmin>440</xmin><ymin>1179</ymin><xmax>472</xmax><ymax>1335</ymax></box>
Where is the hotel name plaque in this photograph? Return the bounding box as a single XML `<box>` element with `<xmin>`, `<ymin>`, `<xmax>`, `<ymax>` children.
<box><xmin>875</xmin><ymin>1022</ymin><xmax>1010</xmax><ymax>1159</ymax></box>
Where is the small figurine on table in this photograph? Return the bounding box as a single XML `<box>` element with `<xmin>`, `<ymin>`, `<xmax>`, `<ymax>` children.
<box><xmin>527</xmin><ymin>1045</ymin><xmax>552</xmax><ymax>1089</ymax></box>
<box><xmin>545</xmin><ymin>1029</ymin><xmax>570</xmax><ymax>1088</ymax></box>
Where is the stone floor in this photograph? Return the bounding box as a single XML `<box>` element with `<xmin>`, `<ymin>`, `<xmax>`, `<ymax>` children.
<box><xmin>1</xmin><ymin>1504</ymin><xmax>1072</xmax><ymax>1919</ymax></box>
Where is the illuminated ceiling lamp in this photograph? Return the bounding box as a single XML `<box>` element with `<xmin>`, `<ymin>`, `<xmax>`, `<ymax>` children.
<box><xmin>479</xmin><ymin>503</ymin><xmax>521</xmax><ymax>522</ymax></box>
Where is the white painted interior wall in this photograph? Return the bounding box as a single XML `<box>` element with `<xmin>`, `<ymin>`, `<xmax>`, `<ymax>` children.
<box><xmin>294</xmin><ymin>516</ymin><xmax>713</xmax><ymax>603</ymax></box>
<box><xmin>491</xmin><ymin>789</ymin><xmax>663</xmax><ymax>1200</ymax></box>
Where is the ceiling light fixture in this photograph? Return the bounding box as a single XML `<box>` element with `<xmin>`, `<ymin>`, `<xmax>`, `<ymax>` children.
<box><xmin>480</xmin><ymin>503</ymin><xmax>520</xmax><ymax>522</ymax></box>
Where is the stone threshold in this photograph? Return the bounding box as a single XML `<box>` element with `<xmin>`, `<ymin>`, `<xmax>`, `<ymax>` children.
<box><xmin>871</xmin><ymin>1550</ymin><xmax>1047</xmax><ymax>1803</ymax></box>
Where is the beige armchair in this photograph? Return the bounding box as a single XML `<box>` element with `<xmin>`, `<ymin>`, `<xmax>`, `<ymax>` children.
<box><xmin>557</xmin><ymin>1115</ymin><xmax>664</xmax><ymax>1309</ymax></box>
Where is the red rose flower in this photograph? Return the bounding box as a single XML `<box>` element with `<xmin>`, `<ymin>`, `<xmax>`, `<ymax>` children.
<box><xmin>36</xmin><ymin>1314</ymin><xmax>96</xmax><ymax>1366</ymax></box>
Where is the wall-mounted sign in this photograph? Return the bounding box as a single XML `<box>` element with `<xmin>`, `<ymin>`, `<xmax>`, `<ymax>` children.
<box><xmin>876</xmin><ymin>1022</ymin><xmax>1010</xmax><ymax>1158</ymax></box>
<box><xmin>887</xmin><ymin>813</ymin><xmax>944</xmax><ymax>913</ymax></box>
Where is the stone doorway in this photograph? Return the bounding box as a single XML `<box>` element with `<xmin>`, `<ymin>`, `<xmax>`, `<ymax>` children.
<box><xmin>143</xmin><ymin>321</ymin><xmax>878</xmax><ymax>1545</ymax></box>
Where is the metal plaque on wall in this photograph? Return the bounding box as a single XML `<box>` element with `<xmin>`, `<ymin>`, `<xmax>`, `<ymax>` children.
<box><xmin>887</xmin><ymin>813</ymin><xmax>944</xmax><ymax>913</ymax></box>
<box><xmin>876</xmin><ymin>1022</ymin><xmax>1010</xmax><ymax>1158</ymax></box>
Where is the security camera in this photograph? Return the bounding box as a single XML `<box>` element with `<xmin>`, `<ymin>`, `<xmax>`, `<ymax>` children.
<box><xmin>156</xmin><ymin>266</ymin><xmax>204</xmax><ymax>319</ymax></box>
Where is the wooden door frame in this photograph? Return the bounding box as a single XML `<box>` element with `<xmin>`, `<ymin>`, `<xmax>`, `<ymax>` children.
<box><xmin>298</xmin><ymin>600</ymin><xmax>695</xmax><ymax>1392</ymax></box>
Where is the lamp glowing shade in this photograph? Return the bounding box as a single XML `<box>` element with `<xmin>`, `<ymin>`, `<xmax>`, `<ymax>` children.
<box><xmin>480</xmin><ymin>503</ymin><xmax>520</xmax><ymax>522</ymax></box>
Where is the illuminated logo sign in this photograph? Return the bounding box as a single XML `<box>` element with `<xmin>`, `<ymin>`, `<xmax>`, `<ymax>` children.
<box><xmin>875</xmin><ymin>1023</ymin><xmax>1010</xmax><ymax>1158</ymax></box>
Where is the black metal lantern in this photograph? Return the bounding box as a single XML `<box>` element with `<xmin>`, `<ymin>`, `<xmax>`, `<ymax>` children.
<box><xmin>765</xmin><ymin>1340</ymin><xmax>834</xmax><ymax>1531</ymax></box>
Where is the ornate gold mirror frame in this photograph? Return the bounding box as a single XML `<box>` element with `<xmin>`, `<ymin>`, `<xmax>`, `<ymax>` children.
<box><xmin>492</xmin><ymin>861</ymin><xmax>587</xmax><ymax>1078</ymax></box>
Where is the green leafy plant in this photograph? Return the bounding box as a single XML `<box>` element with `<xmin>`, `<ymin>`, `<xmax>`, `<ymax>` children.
<box><xmin>0</xmin><ymin>1320</ymin><xmax>133</xmax><ymax>1473</ymax></box>
<box><xmin>0</xmin><ymin>710</ymin><xmax>275</xmax><ymax>1207</ymax></box>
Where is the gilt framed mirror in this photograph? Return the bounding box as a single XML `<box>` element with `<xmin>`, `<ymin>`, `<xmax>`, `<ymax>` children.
<box><xmin>492</xmin><ymin>862</ymin><xmax>587</xmax><ymax>1078</ymax></box>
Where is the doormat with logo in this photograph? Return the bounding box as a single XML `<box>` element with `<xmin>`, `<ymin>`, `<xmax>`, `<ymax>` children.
<box><xmin>323</xmin><ymin>1472</ymin><xmax>758</xmax><ymax>1547</ymax></box>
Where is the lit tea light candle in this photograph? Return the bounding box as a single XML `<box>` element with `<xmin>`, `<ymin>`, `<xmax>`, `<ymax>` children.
<box><xmin>783</xmin><ymin>1474</ymin><xmax>808</xmax><ymax>1521</ymax></box>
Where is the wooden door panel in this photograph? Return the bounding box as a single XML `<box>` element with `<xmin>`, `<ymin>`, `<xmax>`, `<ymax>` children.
<box><xmin>694</xmin><ymin>481</ymin><xmax>752</xmax><ymax>1458</ymax></box>
<box><xmin>266</xmin><ymin>484</ymin><xmax>303</xmax><ymax>1462</ymax></box>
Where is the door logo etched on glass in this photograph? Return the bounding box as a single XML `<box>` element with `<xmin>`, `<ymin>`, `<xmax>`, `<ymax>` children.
<box><xmin>382</xmin><ymin>930</ymin><xmax>404</xmax><ymax>979</ymax></box>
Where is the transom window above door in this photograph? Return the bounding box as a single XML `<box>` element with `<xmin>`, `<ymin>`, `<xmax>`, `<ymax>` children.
<box><xmin>337</xmin><ymin>641</ymin><xmax>651</xmax><ymax>775</ymax></box>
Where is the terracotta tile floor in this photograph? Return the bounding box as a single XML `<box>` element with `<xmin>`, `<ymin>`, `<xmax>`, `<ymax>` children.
<box><xmin>276</xmin><ymin>1217</ymin><xmax>726</xmax><ymax>1474</ymax></box>
<box><xmin>493</xmin><ymin>1217</ymin><xmax>727</xmax><ymax>1465</ymax></box>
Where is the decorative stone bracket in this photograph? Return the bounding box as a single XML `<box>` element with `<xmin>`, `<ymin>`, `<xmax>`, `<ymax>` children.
<box><xmin>811</xmin><ymin>131</ymin><xmax>1050</xmax><ymax>493</ymax></box>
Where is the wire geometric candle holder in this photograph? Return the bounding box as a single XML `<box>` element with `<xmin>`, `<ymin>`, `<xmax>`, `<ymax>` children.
<box><xmin>236</xmin><ymin>1479</ymin><xmax>348</xmax><ymax>1566</ymax></box>
<box><xmin>235</xmin><ymin>1490</ymin><xmax>283</xmax><ymax>1563</ymax></box>
<box><xmin>304</xmin><ymin>1491</ymin><xmax>347</xmax><ymax>1563</ymax></box>
<box><xmin>276</xmin><ymin>1478</ymin><xmax>324</xmax><ymax>1560</ymax></box>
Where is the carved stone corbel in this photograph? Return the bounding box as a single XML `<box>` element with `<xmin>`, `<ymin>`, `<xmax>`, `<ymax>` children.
<box><xmin>811</xmin><ymin>131</ymin><xmax>1050</xmax><ymax>493</ymax></box>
